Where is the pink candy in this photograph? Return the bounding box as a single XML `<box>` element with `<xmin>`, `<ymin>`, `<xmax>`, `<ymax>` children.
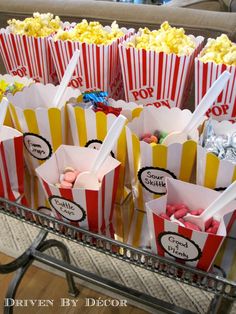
<box><xmin>159</xmin><ymin>203</ymin><xmax>220</xmax><ymax>234</ymax></box>
<box><xmin>55</xmin><ymin>167</ymin><xmax>80</xmax><ymax>189</ymax></box>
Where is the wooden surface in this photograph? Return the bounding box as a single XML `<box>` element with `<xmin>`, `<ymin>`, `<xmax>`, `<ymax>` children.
<box><xmin>0</xmin><ymin>253</ymin><xmax>148</xmax><ymax>314</ymax></box>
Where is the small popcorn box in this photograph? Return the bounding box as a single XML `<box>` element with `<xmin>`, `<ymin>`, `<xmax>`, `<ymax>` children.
<box><xmin>126</xmin><ymin>106</ymin><xmax>203</xmax><ymax>247</ymax></box>
<box><xmin>67</xmin><ymin>101</ymin><xmax>142</xmax><ymax>204</ymax></box>
<box><xmin>8</xmin><ymin>83</ymin><xmax>80</xmax><ymax>175</ymax></box>
<box><xmin>0</xmin><ymin>74</ymin><xmax>34</xmax><ymax>127</ymax></box>
<box><xmin>35</xmin><ymin>145</ymin><xmax>120</xmax><ymax>235</ymax></box>
<box><xmin>195</xmin><ymin>58</ymin><xmax>236</xmax><ymax>122</ymax></box>
<box><xmin>146</xmin><ymin>178</ymin><xmax>236</xmax><ymax>271</ymax></box>
<box><xmin>119</xmin><ymin>33</ymin><xmax>204</xmax><ymax>107</ymax></box>
<box><xmin>48</xmin><ymin>25</ymin><xmax>134</xmax><ymax>99</ymax></box>
<box><xmin>0</xmin><ymin>29</ymin><xmax>58</xmax><ymax>84</ymax></box>
<box><xmin>0</xmin><ymin>126</ymin><xmax>24</xmax><ymax>202</ymax></box>
<box><xmin>197</xmin><ymin>120</ymin><xmax>236</xmax><ymax>190</ymax></box>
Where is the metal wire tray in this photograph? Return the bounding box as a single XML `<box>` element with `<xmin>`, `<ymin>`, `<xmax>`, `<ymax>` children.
<box><xmin>0</xmin><ymin>196</ymin><xmax>235</xmax><ymax>314</ymax></box>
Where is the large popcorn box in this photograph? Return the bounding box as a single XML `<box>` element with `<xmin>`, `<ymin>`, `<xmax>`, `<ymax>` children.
<box><xmin>0</xmin><ymin>29</ymin><xmax>58</xmax><ymax>84</ymax></box>
<box><xmin>8</xmin><ymin>83</ymin><xmax>80</xmax><ymax>175</ymax></box>
<box><xmin>119</xmin><ymin>33</ymin><xmax>204</xmax><ymax>107</ymax></box>
<box><xmin>195</xmin><ymin>57</ymin><xmax>236</xmax><ymax>122</ymax></box>
<box><xmin>36</xmin><ymin>145</ymin><xmax>120</xmax><ymax>236</ymax></box>
<box><xmin>0</xmin><ymin>126</ymin><xmax>24</xmax><ymax>202</ymax></box>
<box><xmin>126</xmin><ymin>106</ymin><xmax>203</xmax><ymax>247</ymax></box>
<box><xmin>0</xmin><ymin>74</ymin><xmax>33</xmax><ymax>127</ymax></box>
<box><xmin>67</xmin><ymin>100</ymin><xmax>142</xmax><ymax>204</ymax></box>
<box><xmin>146</xmin><ymin>178</ymin><xmax>236</xmax><ymax>271</ymax></box>
<box><xmin>48</xmin><ymin>26</ymin><xmax>134</xmax><ymax>99</ymax></box>
<box><xmin>197</xmin><ymin>120</ymin><xmax>236</xmax><ymax>190</ymax></box>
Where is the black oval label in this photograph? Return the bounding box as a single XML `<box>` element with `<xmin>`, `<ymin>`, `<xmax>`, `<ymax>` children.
<box><xmin>49</xmin><ymin>196</ymin><xmax>86</xmax><ymax>222</ymax></box>
<box><xmin>138</xmin><ymin>166</ymin><xmax>176</xmax><ymax>195</ymax></box>
<box><xmin>85</xmin><ymin>139</ymin><xmax>115</xmax><ymax>158</ymax></box>
<box><xmin>23</xmin><ymin>133</ymin><xmax>52</xmax><ymax>160</ymax></box>
<box><xmin>158</xmin><ymin>232</ymin><xmax>202</xmax><ymax>262</ymax></box>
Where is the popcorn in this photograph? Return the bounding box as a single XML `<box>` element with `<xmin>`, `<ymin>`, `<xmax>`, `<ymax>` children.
<box><xmin>126</xmin><ymin>21</ymin><xmax>196</xmax><ymax>56</ymax></box>
<box><xmin>54</xmin><ymin>19</ymin><xmax>124</xmax><ymax>45</ymax></box>
<box><xmin>7</xmin><ymin>12</ymin><xmax>62</xmax><ymax>38</ymax></box>
<box><xmin>199</xmin><ymin>34</ymin><xmax>236</xmax><ymax>66</ymax></box>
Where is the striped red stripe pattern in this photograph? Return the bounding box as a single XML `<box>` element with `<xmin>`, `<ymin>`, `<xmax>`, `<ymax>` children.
<box><xmin>39</xmin><ymin>164</ymin><xmax>120</xmax><ymax>235</ymax></box>
<box><xmin>48</xmin><ymin>30</ymin><xmax>133</xmax><ymax>99</ymax></box>
<box><xmin>152</xmin><ymin>214</ymin><xmax>225</xmax><ymax>271</ymax></box>
<box><xmin>195</xmin><ymin>58</ymin><xmax>236</xmax><ymax>121</ymax></box>
<box><xmin>0</xmin><ymin>134</ymin><xmax>24</xmax><ymax>202</ymax></box>
<box><xmin>0</xmin><ymin>29</ymin><xmax>58</xmax><ymax>84</ymax></box>
<box><xmin>119</xmin><ymin>36</ymin><xmax>204</xmax><ymax>107</ymax></box>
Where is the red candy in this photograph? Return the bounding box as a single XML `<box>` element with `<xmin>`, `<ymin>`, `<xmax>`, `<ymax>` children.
<box><xmin>159</xmin><ymin>203</ymin><xmax>220</xmax><ymax>234</ymax></box>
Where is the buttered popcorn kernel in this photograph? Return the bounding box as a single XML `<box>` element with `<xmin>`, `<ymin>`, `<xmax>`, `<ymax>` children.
<box><xmin>54</xmin><ymin>19</ymin><xmax>124</xmax><ymax>44</ymax></box>
<box><xmin>7</xmin><ymin>12</ymin><xmax>62</xmax><ymax>37</ymax></box>
<box><xmin>126</xmin><ymin>21</ymin><xmax>196</xmax><ymax>56</ymax></box>
<box><xmin>199</xmin><ymin>34</ymin><xmax>236</xmax><ymax>66</ymax></box>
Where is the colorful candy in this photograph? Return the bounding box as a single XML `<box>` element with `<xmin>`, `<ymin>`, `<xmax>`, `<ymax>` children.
<box><xmin>0</xmin><ymin>80</ymin><xmax>25</xmax><ymax>101</ymax></box>
<box><xmin>126</xmin><ymin>22</ymin><xmax>196</xmax><ymax>56</ymax></box>
<box><xmin>140</xmin><ymin>130</ymin><xmax>168</xmax><ymax>145</ymax></box>
<box><xmin>159</xmin><ymin>203</ymin><xmax>220</xmax><ymax>234</ymax></box>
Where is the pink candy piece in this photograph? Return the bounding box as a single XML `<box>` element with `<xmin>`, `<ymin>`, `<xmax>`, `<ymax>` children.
<box><xmin>143</xmin><ymin>137</ymin><xmax>152</xmax><ymax>144</ymax></box>
<box><xmin>166</xmin><ymin>205</ymin><xmax>176</xmax><ymax>216</ymax></box>
<box><xmin>212</xmin><ymin>220</ymin><xmax>220</xmax><ymax>228</ymax></box>
<box><xmin>60</xmin><ymin>180</ymin><xmax>72</xmax><ymax>189</ymax></box>
<box><xmin>205</xmin><ymin>217</ymin><xmax>213</xmax><ymax>230</ymax></box>
<box><xmin>174</xmin><ymin>204</ymin><xmax>189</xmax><ymax>211</ymax></box>
<box><xmin>64</xmin><ymin>171</ymin><xmax>76</xmax><ymax>183</ymax></box>
<box><xmin>174</xmin><ymin>208</ymin><xmax>188</xmax><ymax>219</ymax></box>
<box><xmin>190</xmin><ymin>210</ymin><xmax>200</xmax><ymax>216</ymax></box>
<box><xmin>184</xmin><ymin>221</ymin><xmax>201</xmax><ymax>231</ymax></box>
<box><xmin>141</xmin><ymin>133</ymin><xmax>152</xmax><ymax>140</ymax></box>
<box><xmin>160</xmin><ymin>213</ymin><xmax>170</xmax><ymax>220</ymax></box>
<box><xmin>197</xmin><ymin>208</ymin><xmax>204</xmax><ymax>215</ymax></box>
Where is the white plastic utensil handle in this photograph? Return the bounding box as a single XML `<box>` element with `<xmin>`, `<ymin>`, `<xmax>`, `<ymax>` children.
<box><xmin>0</xmin><ymin>98</ymin><xmax>9</xmax><ymax>126</ymax></box>
<box><xmin>183</xmin><ymin>71</ymin><xmax>231</xmax><ymax>134</ymax></box>
<box><xmin>91</xmin><ymin>115</ymin><xmax>127</xmax><ymax>175</ymax></box>
<box><xmin>52</xmin><ymin>49</ymin><xmax>80</xmax><ymax>108</ymax></box>
<box><xmin>201</xmin><ymin>180</ymin><xmax>236</xmax><ymax>222</ymax></box>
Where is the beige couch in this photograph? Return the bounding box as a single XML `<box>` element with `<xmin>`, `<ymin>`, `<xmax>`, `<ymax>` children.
<box><xmin>0</xmin><ymin>0</ymin><xmax>236</xmax><ymax>74</ymax></box>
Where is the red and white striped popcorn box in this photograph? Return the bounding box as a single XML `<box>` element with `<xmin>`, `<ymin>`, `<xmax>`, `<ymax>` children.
<box><xmin>0</xmin><ymin>28</ymin><xmax>58</xmax><ymax>84</ymax></box>
<box><xmin>125</xmin><ymin>106</ymin><xmax>205</xmax><ymax>248</ymax></box>
<box><xmin>119</xmin><ymin>33</ymin><xmax>204</xmax><ymax>107</ymax></box>
<box><xmin>146</xmin><ymin>178</ymin><xmax>236</xmax><ymax>271</ymax></box>
<box><xmin>8</xmin><ymin>83</ymin><xmax>80</xmax><ymax>175</ymax></box>
<box><xmin>0</xmin><ymin>126</ymin><xmax>24</xmax><ymax>202</ymax></box>
<box><xmin>195</xmin><ymin>56</ymin><xmax>236</xmax><ymax>122</ymax></box>
<box><xmin>0</xmin><ymin>74</ymin><xmax>34</xmax><ymax>127</ymax></box>
<box><xmin>48</xmin><ymin>26</ymin><xmax>134</xmax><ymax>99</ymax></box>
<box><xmin>197</xmin><ymin>120</ymin><xmax>236</xmax><ymax>190</ymax></box>
<box><xmin>67</xmin><ymin>101</ymin><xmax>142</xmax><ymax>204</ymax></box>
<box><xmin>35</xmin><ymin>145</ymin><xmax>120</xmax><ymax>235</ymax></box>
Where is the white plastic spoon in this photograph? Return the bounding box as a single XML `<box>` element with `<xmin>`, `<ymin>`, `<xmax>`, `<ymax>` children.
<box><xmin>52</xmin><ymin>49</ymin><xmax>80</xmax><ymax>109</ymax></box>
<box><xmin>162</xmin><ymin>71</ymin><xmax>231</xmax><ymax>146</ymax></box>
<box><xmin>0</xmin><ymin>98</ymin><xmax>9</xmax><ymax>126</ymax></box>
<box><xmin>184</xmin><ymin>180</ymin><xmax>236</xmax><ymax>232</ymax></box>
<box><xmin>74</xmin><ymin>114</ymin><xmax>127</xmax><ymax>190</ymax></box>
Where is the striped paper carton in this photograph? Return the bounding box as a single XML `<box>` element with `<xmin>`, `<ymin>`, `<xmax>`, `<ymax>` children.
<box><xmin>0</xmin><ymin>126</ymin><xmax>24</xmax><ymax>202</ymax></box>
<box><xmin>197</xmin><ymin>120</ymin><xmax>236</xmax><ymax>190</ymax></box>
<box><xmin>146</xmin><ymin>178</ymin><xmax>236</xmax><ymax>271</ymax></box>
<box><xmin>126</xmin><ymin>106</ymin><xmax>203</xmax><ymax>247</ymax></box>
<box><xmin>0</xmin><ymin>29</ymin><xmax>58</xmax><ymax>84</ymax></box>
<box><xmin>119</xmin><ymin>33</ymin><xmax>204</xmax><ymax>107</ymax></box>
<box><xmin>48</xmin><ymin>26</ymin><xmax>134</xmax><ymax>99</ymax></box>
<box><xmin>67</xmin><ymin>100</ymin><xmax>142</xmax><ymax>204</ymax></box>
<box><xmin>36</xmin><ymin>145</ymin><xmax>120</xmax><ymax>236</ymax></box>
<box><xmin>0</xmin><ymin>74</ymin><xmax>34</xmax><ymax>127</ymax></box>
<box><xmin>195</xmin><ymin>57</ymin><xmax>236</xmax><ymax>122</ymax></box>
<box><xmin>8</xmin><ymin>83</ymin><xmax>80</xmax><ymax>175</ymax></box>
